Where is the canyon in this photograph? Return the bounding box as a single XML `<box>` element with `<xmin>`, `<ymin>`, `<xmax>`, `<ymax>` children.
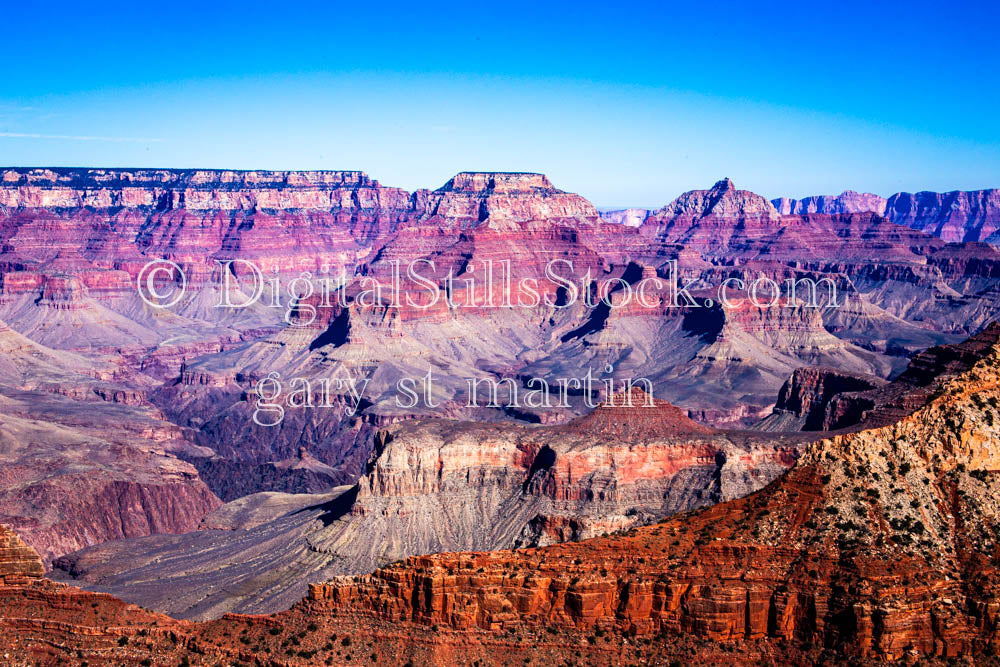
<box><xmin>51</xmin><ymin>389</ymin><xmax>806</xmax><ymax>619</ymax></box>
<box><xmin>51</xmin><ymin>323</ymin><xmax>1000</xmax><ymax>621</ymax></box>
<box><xmin>2</xmin><ymin>323</ymin><xmax>1000</xmax><ymax>663</ymax></box>
<box><xmin>1</xmin><ymin>167</ymin><xmax>1000</xmax><ymax>664</ymax></box>
<box><xmin>0</xmin><ymin>168</ymin><xmax>996</xmax><ymax>539</ymax></box>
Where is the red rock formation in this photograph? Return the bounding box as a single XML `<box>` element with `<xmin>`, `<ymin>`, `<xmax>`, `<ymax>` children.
<box><xmin>46</xmin><ymin>388</ymin><xmax>802</xmax><ymax>620</ymax></box>
<box><xmin>4</xmin><ymin>169</ymin><xmax>1000</xmax><ymax>573</ymax></box>
<box><xmin>760</xmin><ymin>366</ymin><xmax>886</xmax><ymax>431</ymax></box>
<box><xmin>0</xmin><ymin>524</ymin><xmax>43</xmax><ymax>583</ymax></box>
<box><xmin>0</xmin><ymin>386</ymin><xmax>222</xmax><ymax>564</ymax></box>
<box><xmin>885</xmin><ymin>188</ymin><xmax>1000</xmax><ymax>243</ymax></box>
<box><xmin>418</xmin><ymin>171</ymin><xmax>600</xmax><ymax>227</ymax></box>
<box><xmin>5</xmin><ymin>332</ymin><xmax>1000</xmax><ymax>662</ymax></box>
<box><xmin>772</xmin><ymin>190</ymin><xmax>888</xmax><ymax>216</ymax></box>
<box><xmin>299</xmin><ymin>333</ymin><xmax>1000</xmax><ymax>662</ymax></box>
<box><xmin>0</xmin><ymin>167</ymin><xmax>418</xmax><ymax>310</ymax></box>
<box><xmin>0</xmin><ymin>167</ymin><xmax>409</xmax><ymax>211</ymax></box>
<box><xmin>569</xmin><ymin>386</ymin><xmax>715</xmax><ymax>439</ymax></box>
<box><xmin>759</xmin><ymin>322</ymin><xmax>1000</xmax><ymax>432</ymax></box>
<box><xmin>639</xmin><ymin>177</ymin><xmax>780</xmax><ymax>252</ymax></box>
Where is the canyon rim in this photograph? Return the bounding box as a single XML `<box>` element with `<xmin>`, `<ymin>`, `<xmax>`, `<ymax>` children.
<box><xmin>3</xmin><ymin>2</ymin><xmax>1000</xmax><ymax>664</ymax></box>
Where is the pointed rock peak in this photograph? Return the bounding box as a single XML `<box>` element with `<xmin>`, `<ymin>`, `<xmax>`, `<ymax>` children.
<box><xmin>571</xmin><ymin>386</ymin><xmax>716</xmax><ymax>438</ymax></box>
<box><xmin>0</xmin><ymin>524</ymin><xmax>44</xmax><ymax>581</ymax></box>
<box><xmin>656</xmin><ymin>179</ymin><xmax>779</xmax><ymax>220</ymax></box>
<box><xmin>436</xmin><ymin>172</ymin><xmax>559</xmax><ymax>194</ymax></box>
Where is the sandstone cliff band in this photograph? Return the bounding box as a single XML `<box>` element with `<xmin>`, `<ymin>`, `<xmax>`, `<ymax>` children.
<box><xmin>139</xmin><ymin>257</ymin><xmax>841</xmax><ymax>324</ymax></box>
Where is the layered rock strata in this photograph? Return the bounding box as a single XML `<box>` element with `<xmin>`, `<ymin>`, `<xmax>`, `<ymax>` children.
<box><xmin>8</xmin><ymin>329</ymin><xmax>1000</xmax><ymax>663</ymax></box>
<box><xmin>52</xmin><ymin>390</ymin><xmax>805</xmax><ymax>619</ymax></box>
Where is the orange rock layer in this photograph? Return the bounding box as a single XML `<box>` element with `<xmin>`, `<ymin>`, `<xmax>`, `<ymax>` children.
<box><xmin>5</xmin><ymin>341</ymin><xmax>1000</xmax><ymax>664</ymax></box>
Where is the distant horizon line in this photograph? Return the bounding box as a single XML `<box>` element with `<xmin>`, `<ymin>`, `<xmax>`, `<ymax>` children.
<box><xmin>1</xmin><ymin>165</ymin><xmax>996</xmax><ymax>209</ymax></box>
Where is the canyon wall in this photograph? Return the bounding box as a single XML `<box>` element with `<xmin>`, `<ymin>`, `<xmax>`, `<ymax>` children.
<box><xmin>51</xmin><ymin>390</ymin><xmax>804</xmax><ymax>619</ymax></box>
<box><xmin>772</xmin><ymin>186</ymin><xmax>1000</xmax><ymax>244</ymax></box>
<box><xmin>302</xmin><ymin>328</ymin><xmax>1000</xmax><ymax>662</ymax></box>
<box><xmin>6</xmin><ymin>324</ymin><xmax>1000</xmax><ymax>664</ymax></box>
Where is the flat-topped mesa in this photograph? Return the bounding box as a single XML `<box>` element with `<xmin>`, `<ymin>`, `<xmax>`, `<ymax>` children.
<box><xmin>1</xmin><ymin>167</ymin><xmax>376</xmax><ymax>189</ymax></box>
<box><xmin>0</xmin><ymin>525</ymin><xmax>44</xmax><ymax>584</ymax></box>
<box><xmin>437</xmin><ymin>171</ymin><xmax>557</xmax><ymax>194</ymax></box>
<box><xmin>0</xmin><ymin>167</ymin><xmax>412</xmax><ymax>210</ymax></box>
<box><xmin>419</xmin><ymin>171</ymin><xmax>600</xmax><ymax>226</ymax></box>
<box><xmin>653</xmin><ymin>177</ymin><xmax>780</xmax><ymax>221</ymax></box>
<box><xmin>772</xmin><ymin>190</ymin><xmax>888</xmax><ymax>216</ymax></box>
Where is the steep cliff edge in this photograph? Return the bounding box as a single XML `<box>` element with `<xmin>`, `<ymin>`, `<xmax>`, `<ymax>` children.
<box><xmin>886</xmin><ymin>188</ymin><xmax>1000</xmax><ymax>243</ymax></box>
<box><xmin>0</xmin><ymin>167</ymin><xmax>410</xmax><ymax>212</ymax></box>
<box><xmin>7</xmin><ymin>336</ymin><xmax>1000</xmax><ymax>663</ymax></box>
<box><xmin>755</xmin><ymin>366</ymin><xmax>885</xmax><ymax>431</ymax></box>
<box><xmin>50</xmin><ymin>389</ymin><xmax>803</xmax><ymax>620</ymax></box>
<box><xmin>757</xmin><ymin>322</ymin><xmax>1000</xmax><ymax>432</ymax></box>
<box><xmin>771</xmin><ymin>186</ymin><xmax>1000</xmax><ymax>244</ymax></box>
<box><xmin>0</xmin><ymin>388</ymin><xmax>221</xmax><ymax>564</ymax></box>
<box><xmin>300</xmin><ymin>330</ymin><xmax>1000</xmax><ymax>662</ymax></box>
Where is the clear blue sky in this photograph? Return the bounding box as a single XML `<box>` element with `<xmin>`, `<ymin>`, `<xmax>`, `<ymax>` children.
<box><xmin>1</xmin><ymin>0</ymin><xmax>998</xmax><ymax>206</ymax></box>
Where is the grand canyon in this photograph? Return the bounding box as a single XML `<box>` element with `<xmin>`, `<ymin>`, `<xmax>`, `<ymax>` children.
<box><xmin>2</xmin><ymin>166</ymin><xmax>1000</xmax><ymax>665</ymax></box>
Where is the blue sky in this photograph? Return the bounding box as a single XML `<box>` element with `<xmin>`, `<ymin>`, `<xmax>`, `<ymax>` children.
<box><xmin>1</xmin><ymin>1</ymin><xmax>998</xmax><ymax>206</ymax></box>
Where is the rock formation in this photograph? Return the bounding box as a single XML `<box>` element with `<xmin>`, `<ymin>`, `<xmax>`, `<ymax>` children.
<box><xmin>298</xmin><ymin>325</ymin><xmax>1000</xmax><ymax>662</ymax></box>
<box><xmin>758</xmin><ymin>322</ymin><xmax>1000</xmax><ymax>432</ymax></box>
<box><xmin>885</xmin><ymin>188</ymin><xmax>1000</xmax><ymax>243</ymax></box>
<box><xmin>418</xmin><ymin>171</ymin><xmax>600</xmax><ymax>228</ymax></box>
<box><xmin>0</xmin><ymin>524</ymin><xmax>43</xmax><ymax>583</ymax></box>
<box><xmin>755</xmin><ymin>366</ymin><xmax>886</xmax><ymax>431</ymax></box>
<box><xmin>0</xmin><ymin>388</ymin><xmax>221</xmax><ymax>565</ymax></box>
<box><xmin>52</xmin><ymin>389</ymin><xmax>805</xmax><ymax>619</ymax></box>
<box><xmin>772</xmin><ymin>186</ymin><xmax>1000</xmax><ymax>244</ymax></box>
<box><xmin>772</xmin><ymin>190</ymin><xmax>888</xmax><ymax>216</ymax></box>
<box><xmin>7</xmin><ymin>328</ymin><xmax>1000</xmax><ymax>663</ymax></box>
